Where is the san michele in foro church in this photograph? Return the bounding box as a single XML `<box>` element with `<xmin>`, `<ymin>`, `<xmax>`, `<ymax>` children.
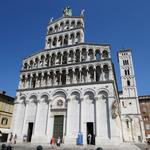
<box><xmin>11</xmin><ymin>7</ymin><xmax>145</xmax><ymax>145</ymax></box>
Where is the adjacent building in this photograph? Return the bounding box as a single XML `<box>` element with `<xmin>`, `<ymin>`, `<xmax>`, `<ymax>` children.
<box><xmin>0</xmin><ymin>91</ymin><xmax>14</xmax><ymax>142</ymax></box>
<box><xmin>11</xmin><ymin>8</ymin><xmax>144</xmax><ymax>145</ymax></box>
<box><xmin>139</xmin><ymin>95</ymin><xmax>150</xmax><ymax>140</ymax></box>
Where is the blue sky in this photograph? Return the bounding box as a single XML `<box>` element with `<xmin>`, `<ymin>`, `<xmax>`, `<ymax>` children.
<box><xmin>0</xmin><ymin>0</ymin><xmax>150</xmax><ymax>97</ymax></box>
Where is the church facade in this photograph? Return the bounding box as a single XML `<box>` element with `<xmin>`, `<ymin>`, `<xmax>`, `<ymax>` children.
<box><xmin>11</xmin><ymin>8</ymin><xmax>145</xmax><ymax>145</ymax></box>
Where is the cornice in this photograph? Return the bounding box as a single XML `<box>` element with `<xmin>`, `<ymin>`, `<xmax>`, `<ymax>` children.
<box><xmin>17</xmin><ymin>80</ymin><xmax>114</xmax><ymax>92</ymax></box>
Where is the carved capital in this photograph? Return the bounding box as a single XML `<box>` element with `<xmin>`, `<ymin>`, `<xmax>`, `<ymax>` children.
<box><xmin>94</xmin><ymin>97</ymin><xmax>99</xmax><ymax>101</ymax></box>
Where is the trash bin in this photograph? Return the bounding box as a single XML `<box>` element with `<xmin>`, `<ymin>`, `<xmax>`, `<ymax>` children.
<box><xmin>76</xmin><ymin>133</ymin><xmax>83</xmax><ymax>145</ymax></box>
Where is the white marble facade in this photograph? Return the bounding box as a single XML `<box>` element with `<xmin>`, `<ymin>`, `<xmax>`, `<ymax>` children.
<box><xmin>11</xmin><ymin>8</ymin><xmax>144</xmax><ymax>145</ymax></box>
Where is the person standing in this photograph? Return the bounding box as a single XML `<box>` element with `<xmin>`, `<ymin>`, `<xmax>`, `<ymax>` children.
<box><xmin>87</xmin><ymin>133</ymin><xmax>92</xmax><ymax>144</ymax></box>
<box><xmin>8</xmin><ymin>132</ymin><xmax>13</xmax><ymax>144</ymax></box>
<box><xmin>13</xmin><ymin>134</ymin><xmax>17</xmax><ymax>144</ymax></box>
<box><xmin>56</xmin><ymin>137</ymin><xmax>61</xmax><ymax>146</ymax></box>
<box><xmin>0</xmin><ymin>130</ymin><xmax>2</xmax><ymax>142</ymax></box>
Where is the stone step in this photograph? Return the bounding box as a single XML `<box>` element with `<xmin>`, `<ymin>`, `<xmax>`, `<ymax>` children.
<box><xmin>1</xmin><ymin>143</ymin><xmax>145</xmax><ymax>150</ymax></box>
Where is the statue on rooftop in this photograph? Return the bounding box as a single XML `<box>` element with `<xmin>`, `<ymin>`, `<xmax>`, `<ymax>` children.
<box><xmin>81</xmin><ymin>9</ymin><xmax>85</xmax><ymax>16</ymax></box>
<box><xmin>63</xmin><ymin>6</ymin><xmax>72</xmax><ymax>16</ymax></box>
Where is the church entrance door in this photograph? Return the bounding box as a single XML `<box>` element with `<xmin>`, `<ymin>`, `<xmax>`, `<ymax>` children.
<box><xmin>87</xmin><ymin>122</ymin><xmax>95</xmax><ymax>145</ymax></box>
<box><xmin>53</xmin><ymin>115</ymin><xmax>64</xmax><ymax>142</ymax></box>
<box><xmin>27</xmin><ymin>122</ymin><xmax>33</xmax><ymax>142</ymax></box>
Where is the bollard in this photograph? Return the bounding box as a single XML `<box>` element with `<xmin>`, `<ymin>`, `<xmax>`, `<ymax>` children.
<box><xmin>36</xmin><ymin>145</ymin><xmax>43</xmax><ymax>150</ymax></box>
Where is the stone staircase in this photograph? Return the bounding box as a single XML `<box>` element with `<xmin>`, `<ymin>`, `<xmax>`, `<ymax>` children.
<box><xmin>1</xmin><ymin>142</ymin><xmax>149</xmax><ymax>150</ymax></box>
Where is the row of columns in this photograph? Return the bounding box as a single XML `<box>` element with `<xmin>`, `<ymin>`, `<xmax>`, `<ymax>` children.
<box><xmin>23</xmin><ymin>49</ymin><xmax>109</xmax><ymax>70</ymax></box>
<box><xmin>48</xmin><ymin>20</ymin><xmax>83</xmax><ymax>34</ymax></box>
<box><xmin>20</xmin><ymin>65</ymin><xmax>110</xmax><ymax>89</ymax></box>
<box><xmin>46</xmin><ymin>31</ymin><xmax>83</xmax><ymax>49</ymax></box>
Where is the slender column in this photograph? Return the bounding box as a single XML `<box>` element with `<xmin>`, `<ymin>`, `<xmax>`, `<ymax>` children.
<box><xmin>68</xmin><ymin>33</ymin><xmax>71</xmax><ymax>45</ymax></box>
<box><xmin>85</xmin><ymin>68</ymin><xmax>88</xmax><ymax>83</ymax></box>
<box><xmin>66</xmin><ymin>70</ymin><xmax>70</xmax><ymax>84</ymax></box>
<box><xmin>60</xmin><ymin>52</ymin><xmax>62</xmax><ymax>65</ymax></box>
<box><xmin>109</xmin><ymin>68</ymin><xmax>112</xmax><ymax>80</ymax></box>
<box><xmin>79</xmin><ymin>97</ymin><xmax>83</xmax><ymax>133</ymax></box>
<box><xmin>30</xmin><ymin>74</ymin><xmax>33</xmax><ymax>88</ymax></box>
<box><xmin>45</xmin><ymin>100</ymin><xmax>50</xmax><ymax>134</ymax></box>
<box><xmin>54</xmin><ymin>71</ymin><xmax>57</xmax><ymax>86</ymax></box>
<box><xmin>81</xmin><ymin>70</ymin><xmax>83</xmax><ymax>83</ymax></box>
<box><xmin>94</xmin><ymin>97</ymin><xmax>98</xmax><ymax>136</ymax></box>
<box><xmin>41</xmin><ymin>72</ymin><xmax>44</xmax><ymax>87</ymax></box>
<box><xmin>101</xmin><ymin>66</ymin><xmax>104</xmax><ymax>81</ymax></box>
<box><xmin>93</xmin><ymin>67</ymin><xmax>96</xmax><ymax>82</ymax></box>
<box><xmin>80</xmin><ymin>96</ymin><xmax>87</xmax><ymax>144</ymax></box>
<box><xmin>72</xmin><ymin>68</ymin><xmax>76</xmax><ymax>84</ymax></box>
<box><xmin>48</xmin><ymin>55</ymin><xmax>51</xmax><ymax>66</ymax></box>
<box><xmin>79</xmin><ymin>50</ymin><xmax>81</xmax><ymax>62</ymax></box>
<box><xmin>79</xmin><ymin>68</ymin><xmax>82</xmax><ymax>83</ymax></box>
<box><xmin>87</xmin><ymin>67</ymin><xmax>90</xmax><ymax>82</ymax></box>
<box><xmin>73</xmin><ymin>50</ymin><xmax>75</xmax><ymax>63</ymax></box>
<box><xmin>62</xmin><ymin>35</ymin><xmax>64</xmax><ymax>47</ymax></box>
<box><xmin>65</xmin><ymin>98</ymin><xmax>71</xmax><ymax>136</ymax></box>
<box><xmin>34</xmin><ymin>73</ymin><xmax>38</xmax><ymax>88</ymax></box>
<box><xmin>85</xmin><ymin>49</ymin><xmax>88</xmax><ymax>61</ymax></box>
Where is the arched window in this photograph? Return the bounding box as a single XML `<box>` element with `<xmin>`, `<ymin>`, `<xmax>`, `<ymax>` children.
<box><xmin>1</xmin><ymin>117</ymin><xmax>8</xmax><ymax>125</ymax></box>
<box><xmin>127</xmin><ymin>80</ymin><xmax>130</xmax><ymax>86</ymax></box>
<box><xmin>32</xmin><ymin>74</ymin><xmax>36</xmax><ymax>88</ymax></box>
<box><xmin>125</xmin><ymin>70</ymin><xmax>127</xmax><ymax>75</ymax></box>
<box><xmin>125</xmin><ymin>60</ymin><xmax>129</xmax><ymax>65</ymax></box>
<box><xmin>58</xmin><ymin>36</ymin><xmax>63</xmax><ymax>46</ymax></box>
<box><xmin>95</xmin><ymin>50</ymin><xmax>101</xmax><ymax>61</ymax></box>
<box><xmin>29</xmin><ymin>60</ymin><xmax>34</xmax><ymax>69</ymax></box>
<box><xmin>61</xmin><ymin>70</ymin><xmax>66</xmax><ymax>85</ymax></box>
<box><xmin>71</xmin><ymin>20</ymin><xmax>75</xmax><ymax>28</ymax></box>
<box><xmin>127</xmin><ymin>69</ymin><xmax>130</xmax><ymax>75</ymax></box>
<box><xmin>60</xmin><ymin>22</ymin><xmax>64</xmax><ymax>31</ymax></box>
<box><xmin>64</xmin><ymin>35</ymin><xmax>68</xmax><ymax>45</ymax></box>
<box><xmin>24</xmin><ymin>63</ymin><xmax>28</xmax><ymax>69</ymax></box>
<box><xmin>62</xmin><ymin>51</ymin><xmax>68</xmax><ymax>64</ymax></box>
<box><xmin>102</xmin><ymin>50</ymin><xmax>108</xmax><ymax>59</ymax></box>
<box><xmin>21</xmin><ymin>75</ymin><xmax>25</xmax><ymax>82</ymax></box>
<box><xmin>126</xmin><ymin>120</ymin><xmax>129</xmax><ymax>128</ymax></box>
<box><xmin>77</xmin><ymin>21</ymin><xmax>82</xmax><ymax>28</ymax></box>
<box><xmin>48</xmin><ymin>27</ymin><xmax>53</xmax><ymax>34</ymax></box>
<box><xmin>96</xmin><ymin>66</ymin><xmax>101</xmax><ymax>81</ymax></box>
<box><xmin>75</xmin><ymin>49</ymin><xmax>80</xmax><ymax>62</ymax></box>
<box><xmin>53</xmin><ymin>37</ymin><xmax>57</xmax><ymax>47</ymax></box>
<box><xmin>65</xmin><ymin>21</ymin><xmax>69</xmax><ymax>30</ymax></box>
<box><xmin>54</xmin><ymin>25</ymin><xmax>59</xmax><ymax>32</ymax></box>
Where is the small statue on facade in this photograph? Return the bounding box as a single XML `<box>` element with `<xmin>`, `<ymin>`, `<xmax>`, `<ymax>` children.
<box><xmin>81</xmin><ymin>9</ymin><xmax>85</xmax><ymax>16</ymax></box>
<box><xmin>63</xmin><ymin>6</ymin><xmax>72</xmax><ymax>16</ymax></box>
<box><xmin>49</xmin><ymin>17</ymin><xmax>53</xmax><ymax>24</ymax></box>
<box><xmin>112</xmin><ymin>100</ymin><xmax>119</xmax><ymax>119</ymax></box>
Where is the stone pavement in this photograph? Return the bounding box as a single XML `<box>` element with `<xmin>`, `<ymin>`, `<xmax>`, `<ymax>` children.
<box><xmin>0</xmin><ymin>143</ymin><xmax>150</xmax><ymax>150</ymax></box>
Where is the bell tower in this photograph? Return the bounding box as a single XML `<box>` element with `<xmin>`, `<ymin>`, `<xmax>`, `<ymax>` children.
<box><xmin>118</xmin><ymin>49</ymin><xmax>137</xmax><ymax>98</ymax></box>
<box><xmin>118</xmin><ymin>49</ymin><xmax>144</xmax><ymax>142</ymax></box>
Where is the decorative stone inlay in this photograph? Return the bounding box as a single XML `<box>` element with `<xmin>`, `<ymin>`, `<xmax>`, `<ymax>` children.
<box><xmin>57</xmin><ymin>99</ymin><xmax>63</xmax><ymax>106</ymax></box>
